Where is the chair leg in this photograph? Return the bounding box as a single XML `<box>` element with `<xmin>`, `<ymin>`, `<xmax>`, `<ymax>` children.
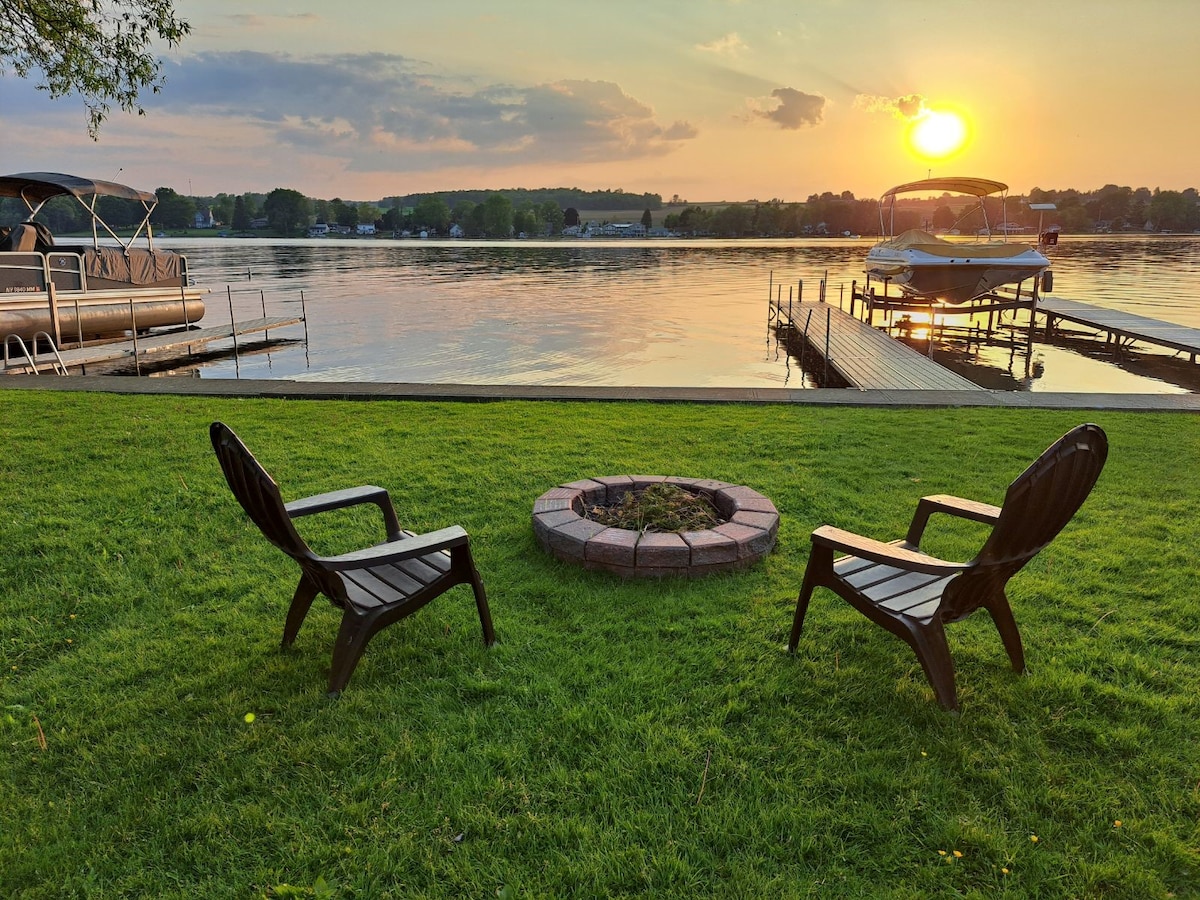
<box><xmin>986</xmin><ymin>594</ymin><xmax>1026</xmax><ymax>673</ymax></box>
<box><xmin>910</xmin><ymin>621</ymin><xmax>959</xmax><ymax>711</ymax></box>
<box><xmin>470</xmin><ymin>566</ymin><xmax>496</xmax><ymax>647</ymax></box>
<box><xmin>788</xmin><ymin>548</ymin><xmax>826</xmax><ymax>652</ymax></box>
<box><xmin>327</xmin><ymin>611</ymin><xmax>374</xmax><ymax>695</ymax></box>
<box><xmin>282</xmin><ymin>576</ymin><xmax>318</xmax><ymax>648</ymax></box>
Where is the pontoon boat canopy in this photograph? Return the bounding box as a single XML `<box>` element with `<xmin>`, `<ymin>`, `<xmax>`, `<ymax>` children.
<box><xmin>0</xmin><ymin>172</ymin><xmax>158</xmax><ymax>206</ymax></box>
<box><xmin>880</xmin><ymin>177</ymin><xmax>1008</xmax><ymax>199</ymax></box>
<box><xmin>0</xmin><ymin>172</ymin><xmax>162</xmax><ymax>250</ymax></box>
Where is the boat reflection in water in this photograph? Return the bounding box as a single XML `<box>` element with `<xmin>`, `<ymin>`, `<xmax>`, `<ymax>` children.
<box><xmin>0</xmin><ymin>172</ymin><xmax>205</xmax><ymax>346</ymax></box>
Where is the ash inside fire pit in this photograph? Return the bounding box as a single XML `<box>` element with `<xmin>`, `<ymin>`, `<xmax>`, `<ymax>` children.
<box><xmin>532</xmin><ymin>476</ymin><xmax>778</xmax><ymax>578</ymax></box>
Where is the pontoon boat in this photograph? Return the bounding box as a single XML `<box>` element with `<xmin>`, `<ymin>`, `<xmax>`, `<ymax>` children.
<box><xmin>0</xmin><ymin>172</ymin><xmax>205</xmax><ymax>345</ymax></box>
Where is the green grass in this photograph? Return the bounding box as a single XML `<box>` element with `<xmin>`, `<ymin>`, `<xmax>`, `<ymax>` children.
<box><xmin>2</xmin><ymin>392</ymin><xmax>1198</xmax><ymax>898</ymax></box>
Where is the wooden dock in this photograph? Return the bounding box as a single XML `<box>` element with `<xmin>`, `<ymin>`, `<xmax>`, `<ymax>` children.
<box><xmin>775</xmin><ymin>301</ymin><xmax>985</xmax><ymax>391</ymax></box>
<box><xmin>1036</xmin><ymin>297</ymin><xmax>1200</xmax><ymax>363</ymax></box>
<box><xmin>3</xmin><ymin>315</ymin><xmax>304</xmax><ymax>375</ymax></box>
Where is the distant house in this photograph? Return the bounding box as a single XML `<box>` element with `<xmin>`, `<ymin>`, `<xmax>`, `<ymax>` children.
<box><xmin>595</xmin><ymin>222</ymin><xmax>646</xmax><ymax>237</ymax></box>
<box><xmin>194</xmin><ymin>207</ymin><xmax>214</xmax><ymax>229</ymax></box>
<box><xmin>356</xmin><ymin>223</ymin><xmax>376</xmax><ymax>236</ymax></box>
<box><xmin>307</xmin><ymin>222</ymin><xmax>330</xmax><ymax>237</ymax></box>
<box><xmin>448</xmin><ymin>223</ymin><xmax>464</xmax><ymax>238</ymax></box>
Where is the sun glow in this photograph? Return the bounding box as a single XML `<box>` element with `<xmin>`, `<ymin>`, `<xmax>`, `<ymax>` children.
<box><xmin>909</xmin><ymin>110</ymin><xmax>968</xmax><ymax>159</ymax></box>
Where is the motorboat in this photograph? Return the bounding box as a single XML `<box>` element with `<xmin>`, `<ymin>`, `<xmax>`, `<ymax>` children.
<box><xmin>865</xmin><ymin>177</ymin><xmax>1052</xmax><ymax>305</ymax></box>
<box><xmin>0</xmin><ymin>172</ymin><xmax>205</xmax><ymax>345</ymax></box>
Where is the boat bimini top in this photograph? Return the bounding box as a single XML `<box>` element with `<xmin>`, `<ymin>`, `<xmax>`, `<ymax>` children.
<box><xmin>877</xmin><ymin>176</ymin><xmax>1010</xmax><ymax>239</ymax></box>
<box><xmin>0</xmin><ymin>172</ymin><xmax>161</xmax><ymax>251</ymax></box>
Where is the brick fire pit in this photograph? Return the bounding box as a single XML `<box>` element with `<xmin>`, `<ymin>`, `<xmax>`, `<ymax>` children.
<box><xmin>532</xmin><ymin>476</ymin><xmax>779</xmax><ymax>577</ymax></box>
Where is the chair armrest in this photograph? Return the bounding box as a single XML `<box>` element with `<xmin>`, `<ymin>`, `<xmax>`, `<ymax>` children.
<box><xmin>315</xmin><ymin>525</ymin><xmax>470</xmax><ymax>571</ymax></box>
<box><xmin>904</xmin><ymin>494</ymin><xmax>1002</xmax><ymax>547</ymax></box>
<box><xmin>285</xmin><ymin>485</ymin><xmax>401</xmax><ymax>537</ymax></box>
<box><xmin>812</xmin><ymin>525</ymin><xmax>970</xmax><ymax>576</ymax></box>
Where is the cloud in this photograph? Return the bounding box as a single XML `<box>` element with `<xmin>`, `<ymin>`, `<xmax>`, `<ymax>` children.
<box><xmin>141</xmin><ymin>51</ymin><xmax>695</xmax><ymax>170</ymax></box>
<box><xmin>225</xmin><ymin>13</ymin><xmax>321</xmax><ymax>29</ymax></box>
<box><xmin>663</xmin><ymin>120</ymin><xmax>699</xmax><ymax>140</ymax></box>
<box><xmin>853</xmin><ymin>92</ymin><xmax>927</xmax><ymax>119</ymax></box>
<box><xmin>754</xmin><ymin>87</ymin><xmax>825</xmax><ymax>129</ymax></box>
<box><xmin>696</xmin><ymin>33</ymin><xmax>748</xmax><ymax>56</ymax></box>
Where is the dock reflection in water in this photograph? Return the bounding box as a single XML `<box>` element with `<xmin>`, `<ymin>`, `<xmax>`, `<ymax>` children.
<box><xmin>158</xmin><ymin>235</ymin><xmax>1200</xmax><ymax>393</ymax></box>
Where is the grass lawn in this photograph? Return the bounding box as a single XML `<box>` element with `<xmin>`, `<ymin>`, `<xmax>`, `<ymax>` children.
<box><xmin>2</xmin><ymin>392</ymin><xmax>1198</xmax><ymax>898</ymax></box>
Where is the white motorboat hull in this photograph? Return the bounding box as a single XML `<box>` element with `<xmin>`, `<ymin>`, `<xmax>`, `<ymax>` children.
<box><xmin>866</xmin><ymin>231</ymin><xmax>1050</xmax><ymax>304</ymax></box>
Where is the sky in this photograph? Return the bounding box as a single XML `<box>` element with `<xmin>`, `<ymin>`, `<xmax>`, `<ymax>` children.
<box><xmin>1</xmin><ymin>0</ymin><xmax>1196</xmax><ymax>203</ymax></box>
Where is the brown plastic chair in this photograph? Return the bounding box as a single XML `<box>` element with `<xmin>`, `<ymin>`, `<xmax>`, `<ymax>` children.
<box><xmin>788</xmin><ymin>424</ymin><xmax>1108</xmax><ymax>710</ymax></box>
<box><xmin>210</xmin><ymin>422</ymin><xmax>495</xmax><ymax>694</ymax></box>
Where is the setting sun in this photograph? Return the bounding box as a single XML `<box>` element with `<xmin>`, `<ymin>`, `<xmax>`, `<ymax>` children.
<box><xmin>909</xmin><ymin>110</ymin><xmax>968</xmax><ymax>159</ymax></box>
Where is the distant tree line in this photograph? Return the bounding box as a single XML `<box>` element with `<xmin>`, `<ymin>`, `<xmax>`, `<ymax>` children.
<box><xmin>666</xmin><ymin>186</ymin><xmax>1200</xmax><ymax>238</ymax></box>
<box><xmin>385</xmin><ymin>187</ymin><xmax>662</xmax><ymax>213</ymax></box>
<box><xmin>3</xmin><ymin>183</ymin><xmax>1196</xmax><ymax>238</ymax></box>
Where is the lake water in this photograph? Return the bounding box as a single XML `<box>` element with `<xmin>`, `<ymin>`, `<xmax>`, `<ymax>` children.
<box><xmin>154</xmin><ymin>235</ymin><xmax>1200</xmax><ymax>393</ymax></box>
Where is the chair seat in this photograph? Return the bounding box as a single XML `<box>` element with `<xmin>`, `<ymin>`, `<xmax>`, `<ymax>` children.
<box><xmin>833</xmin><ymin>547</ymin><xmax>954</xmax><ymax>624</ymax></box>
<box><xmin>340</xmin><ymin>534</ymin><xmax>454</xmax><ymax>612</ymax></box>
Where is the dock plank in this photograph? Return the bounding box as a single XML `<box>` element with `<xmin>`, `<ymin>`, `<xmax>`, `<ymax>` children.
<box><xmin>1037</xmin><ymin>297</ymin><xmax>1200</xmax><ymax>360</ymax></box>
<box><xmin>4</xmin><ymin>316</ymin><xmax>304</xmax><ymax>374</ymax></box>
<box><xmin>778</xmin><ymin>301</ymin><xmax>983</xmax><ymax>391</ymax></box>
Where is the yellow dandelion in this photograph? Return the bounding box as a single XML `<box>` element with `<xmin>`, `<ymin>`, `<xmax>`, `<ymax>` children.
<box><xmin>1030</xmin><ymin>834</ymin><xmax>1039</xmax><ymax>843</ymax></box>
<box><xmin>953</xmin><ymin>850</ymin><xmax>963</xmax><ymax>858</ymax></box>
<box><xmin>69</xmin><ymin>614</ymin><xmax>76</xmax><ymax>619</ymax></box>
<box><xmin>66</xmin><ymin>639</ymin><xmax>73</xmax><ymax>644</ymax></box>
<box><xmin>937</xmin><ymin>850</ymin><xmax>947</xmax><ymax>856</ymax></box>
<box><xmin>1001</xmin><ymin>867</ymin><xmax>1010</xmax><ymax>875</ymax></box>
<box><xmin>921</xmin><ymin>751</ymin><xmax>928</xmax><ymax>757</ymax></box>
<box><xmin>243</xmin><ymin>712</ymin><xmax>256</xmax><ymax>724</ymax></box>
<box><xmin>1113</xmin><ymin>820</ymin><xmax>1122</xmax><ymax>828</ymax></box>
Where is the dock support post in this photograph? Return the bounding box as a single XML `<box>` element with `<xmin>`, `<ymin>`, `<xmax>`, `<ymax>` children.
<box><xmin>129</xmin><ymin>299</ymin><xmax>141</xmax><ymax>376</ymax></box>
<box><xmin>46</xmin><ymin>282</ymin><xmax>63</xmax><ymax>349</ymax></box>
<box><xmin>73</xmin><ymin>294</ymin><xmax>83</xmax><ymax>347</ymax></box>
<box><xmin>227</xmin><ymin>286</ymin><xmax>240</xmax><ymax>357</ymax></box>
<box><xmin>300</xmin><ymin>290</ymin><xmax>310</xmax><ymax>346</ymax></box>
